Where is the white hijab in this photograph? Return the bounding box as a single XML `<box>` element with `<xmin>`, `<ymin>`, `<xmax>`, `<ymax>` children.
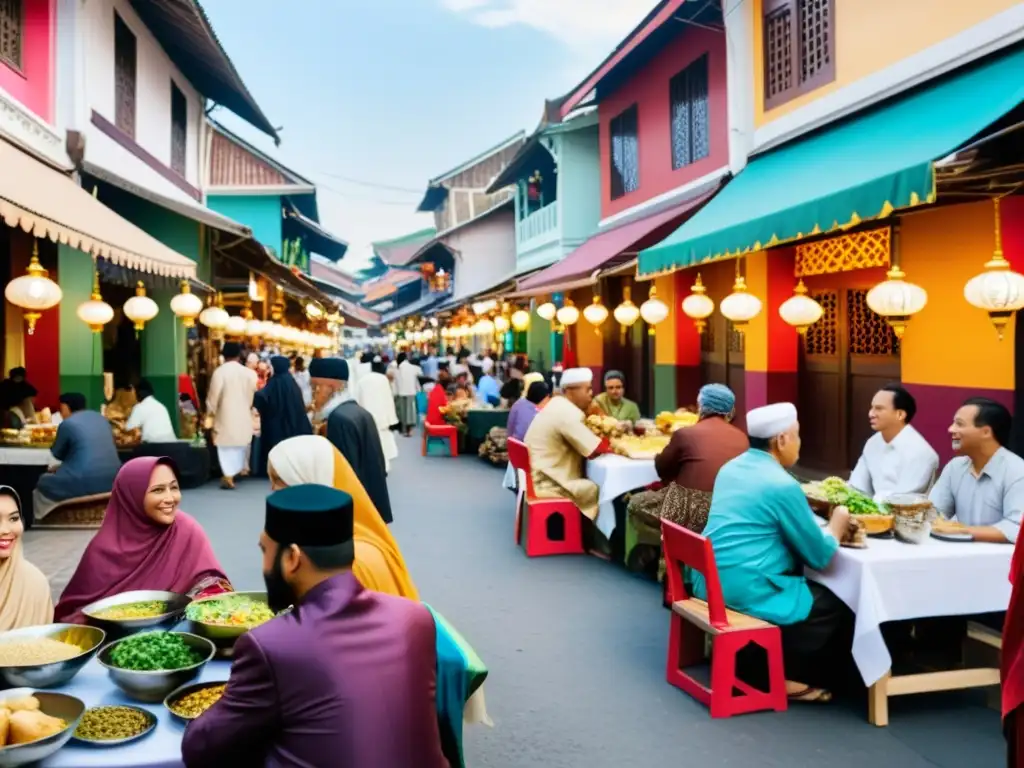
<box><xmin>268</xmin><ymin>435</ymin><xmax>334</xmax><ymax>486</ymax></box>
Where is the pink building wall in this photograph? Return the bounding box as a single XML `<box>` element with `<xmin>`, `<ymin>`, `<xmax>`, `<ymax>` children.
<box><xmin>598</xmin><ymin>24</ymin><xmax>727</xmax><ymax>219</ymax></box>
<box><xmin>0</xmin><ymin>0</ymin><xmax>54</xmax><ymax>122</ymax></box>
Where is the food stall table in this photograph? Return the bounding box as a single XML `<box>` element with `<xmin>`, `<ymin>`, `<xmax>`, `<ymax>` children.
<box><xmin>0</xmin><ymin>446</ymin><xmax>57</xmax><ymax>528</ymax></box>
<box><xmin>464</xmin><ymin>409</ymin><xmax>508</xmax><ymax>455</ymax></box>
<box><xmin>586</xmin><ymin>455</ymin><xmax>659</xmax><ymax>538</ymax></box>
<box><xmin>806</xmin><ymin>535</ymin><xmax>1012</xmax><ymax>727</ymax></box>
<box><xmin>39</xmin><ymin>657</ymin><xmax>230</xmax><ymax>767</ymax></box>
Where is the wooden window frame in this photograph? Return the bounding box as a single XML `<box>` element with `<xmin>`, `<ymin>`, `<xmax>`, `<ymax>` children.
<box><xmin>763</xmin><ymin>0</ymin><xmax>835</xmax><ymax>111</ymax></box>
<box><xmin>669</xmin><ymin>53</ymin><xmax>710</xmax><ymax>171</ymax></box>
<box><xmin>114</xmin><ymin>11</ymin><xmax>137</xmax><ymax>138</ymax></box>
<box><xmin>170</xmin><ymin>81</ymin><xmax>187</xmax><ymax>177</ymax></box>
<box><xmin>609</xmin><ymin>103</ymin><xmax>639</xmax><ymax>201</ymax></box>
<box><xmin>0</xmin><ymin>0</ymin><xmax>24</xmax><ymax>73</ymax></box>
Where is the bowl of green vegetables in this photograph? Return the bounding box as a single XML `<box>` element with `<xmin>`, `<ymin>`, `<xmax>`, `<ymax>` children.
<box><xmin>97</xmin><ymin>631</ymin><xmax>215</xmax><ymax>703</ymax></box>
<box><xmin>802</xmin><ymin>477</ymin><xmax>894</xmax><ymax>534</ymax></box>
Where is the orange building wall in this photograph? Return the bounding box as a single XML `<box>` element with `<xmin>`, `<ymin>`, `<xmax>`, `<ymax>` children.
<box><xmin>753</xmin><ymin>0</ymin><xmax>1021</xmax><ymax>128</ymax></box>
<box><xmin>653</xmin><ymin>275</ymin><xmax>678</xmax><ymax>365</ymax></box>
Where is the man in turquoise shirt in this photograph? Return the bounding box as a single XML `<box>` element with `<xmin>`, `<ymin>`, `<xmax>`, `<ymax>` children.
<box><xmin>692</xmin><ymin>402</ymin><xmax>853</xmax><ymax>701</ymax></box>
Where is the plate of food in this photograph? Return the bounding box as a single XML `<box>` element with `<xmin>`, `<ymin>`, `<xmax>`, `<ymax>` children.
<box><xmin>81</xmin><ymin>590</ymin><xmax>190</xmax><ymax>634</ymax></box>
<box><xmin>0</xmin><ymin>624</ymin><xmax>106</xmax><ymax>689</ymax></box>
<box><xmin>185</xmin><ymin>592</ymin><xmax>276</xmax><ymax>646</ymax></box>
<box><xmin>802</xmin><ymin>477</ymin><xmax>894</xmax><ymax>534</ymax></box>
<box><xmin>0</xmin><ymin>690</ymin><xmax>85</xmax><ymax>767</ymax></box>
<box><xmin>97</xmin><ymin>631</ymin><xmax>215</xmax><ymax>703</ymax></box>
<box><xmin>931</xmin><ymin>518</ymin><xmax>973</xmax><ymax>542</ymax></box>
<box><xmin>164</xmin><ymin>681</ymin><xmax>228</xmax><ymax>724</ymax></box>
<box><xmin>72</xmin><ymin>705</ymin><xmax>156</xmax><ymax>746</ymax></box>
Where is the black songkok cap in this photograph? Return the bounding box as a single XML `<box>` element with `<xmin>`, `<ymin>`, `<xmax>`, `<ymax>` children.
<box><xmin>309</xmin><ymin>357</ymin><xmax>349</xmax><ymax>381</ymax></box>
<box><xmin>221</xmin><ymin>341</ymin><xmax>241</xmax><ymax>359</ymax></box>
<box><xmin>265</xmin><ymin>485</ymin><xmax>354</xmax><ymax>550</ymax></box>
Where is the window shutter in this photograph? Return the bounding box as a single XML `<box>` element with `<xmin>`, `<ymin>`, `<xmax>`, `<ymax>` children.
<box><xmin>114</xmin><ymin>14</ymin><xmax>137</xmax><ymax>138</ymax></box>
<box><xmin>0</xmin><ymin>0</ymin><xmax>22</xmax><ymax>71</ymax></box>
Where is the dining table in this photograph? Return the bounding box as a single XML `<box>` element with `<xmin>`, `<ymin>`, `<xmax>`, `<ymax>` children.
<box><xmin>586</xmin><ymin>454</ymin><xmax>660</xmax><ymax>538</ymax></box>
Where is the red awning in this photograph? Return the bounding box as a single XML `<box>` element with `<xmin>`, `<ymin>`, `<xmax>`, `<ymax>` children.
<box><xmin>517</xmin><ymin>189</ymin><xmax>716</xmax><ymax>292</ymax></box>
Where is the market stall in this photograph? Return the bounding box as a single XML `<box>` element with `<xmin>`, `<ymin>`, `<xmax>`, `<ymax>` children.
<box><xmin>464</xmin><ymin>409</ymin><xmax>509</xmax><ymax>455</ymax></box>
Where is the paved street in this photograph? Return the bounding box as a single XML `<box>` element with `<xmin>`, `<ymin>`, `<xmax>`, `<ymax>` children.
<box><xmin>25</xmin><ymin>444</ymin><xmax>1005</xmax><ymax>767</ymax></box>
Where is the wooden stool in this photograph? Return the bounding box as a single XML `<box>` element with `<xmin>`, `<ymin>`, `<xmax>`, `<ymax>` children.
<box><xmin>35</xmin><ymin>493</ymin><xmax>111</xmax><ymax>530</ymax></box>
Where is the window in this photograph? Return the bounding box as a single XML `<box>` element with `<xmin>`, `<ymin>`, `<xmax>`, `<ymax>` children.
<box><xmin>609</xmin><ymin>104</ymin><xmax>639</xmax><ymax>200</ymax></box>
<box><xmin>114</xmin><ymin>13</ymin><xmax>137</xmax><ymax>137</ymax></box>
<box><xmin>763</xmin><ymin>0</ymin><xmax>834</xmax><ymax>110</ymax></box>
<box><xmin>0</xmin><ymin>0</ymin><xmax>22</xmax><ymax>71</ymax></box>
<box><xmin>669</xmin><ymin>54</ymin><xmax>709</xmax><ymax>170</ymax></box>
<box><xmin>171</xmin><ymin>82</ymin><xmax>187</xmax><ymax>176</ymax></box>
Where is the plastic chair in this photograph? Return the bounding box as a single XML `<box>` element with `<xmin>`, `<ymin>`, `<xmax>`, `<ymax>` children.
<box><xmin>661</xmin><ymin>519</ymin><xmax>787</xmax><ymax>718</ymax></box>
<box><xmin>506</xmin><ymin>438</ymin><xmax>584</xmax><ymax>558</ymax></box>
<box><xmin>422</xmin><ymin>421</ymin><xmax>458</xmax><ymax>457</ymax></box>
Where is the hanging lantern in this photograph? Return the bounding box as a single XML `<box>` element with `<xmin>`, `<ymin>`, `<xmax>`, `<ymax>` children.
<box><xmin>583</xmin><ymin>295</ymin><xmax>609</xmax><ymax>327</ymax></box>
<box><xmin>555</xmin><ymin>299</ymin><xmax>579</xmax><ymax>326</ymax></box>
<box><xmin>511</xmin><ymin>309</ymin><xmax>530</xmax><ymax>331</ymax></box>
<box><xmin>304</xmin><ymin>300</ymin><xmax>325</xmax><ymax>320</ymax></box>
<box><xmin>964</xmin><ymin>197</ymin><xmax>1024</xmax><ymax>339</ymax></box>
<box><xmin>76</xmin><ymin>271</ymin><xmax>114</xmax><ymax>333</ymax></box>
<box><xmin>170</xmin><ymin>281</ymin><xmax>203</xmax><ymax>327</ymax></box>
<box><xmin>536</xmin><ymin>301</ymin><xmax>557</xmax><ymax>321</ymax></box>
<box><xmin>5</xmin><ymin>242</ymin><xmax>62</xmax><ymax>334</ymax></box>
<box><xmin>225</xmin><ymin>315</ymin><xmax>248</xmax><ymax>337</ymax></box>
<box><xmin>494</xmin><ymin>315</ymin><xmax>510</xmax><ymax>333</ymax></box>
<box><xmin>720</xmin><ymin>267</ymin><xmax>762</xmax><ymax>331</ymax></box>
<box><xmin>779</xmin><ymin>279</ymin><xmax>824</xmax><ymax>334</ymax></box>
<box><xmin>199</xmin><ymin>293</ymin><xmax>230</xmax><ymax>332</ymax></box>
<box><xmin>640</xmin><ymin>284</ymin><xmax>669</xmax><ymax>334</ymax></box>
<box><xmin>245</xmin><ymin>318</ymin><xmax>267</xmax><ymax>337</ymax></box>
<box><xmin>681</xmin><ymin>273</ymin><xmax>715</xmax><ymax>333</ymax></box>
<box><xmin>613</xmin><ymin>285</ymin><xmax>641</xmax><ymax>327</ymax></box>
<box><xmin>123</xmin><ymin>281</ymin><xmax>159</xmax><ymax>332</ymax></box>
<box><xmin>866</xmin><ymin>265</ymin><xmax>927</xmax><ymax>339</ymax></box>
<box><xmin>270</xmin><ymin>286</ymin><xmax>285</xmax><ymax>322</ymax></box>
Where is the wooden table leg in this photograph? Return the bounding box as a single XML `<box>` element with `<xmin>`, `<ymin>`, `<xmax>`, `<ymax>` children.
<box><xmin>868</xmin><ymin>673</ymin><xmax>890</xmax><ymax>727</ymax></box>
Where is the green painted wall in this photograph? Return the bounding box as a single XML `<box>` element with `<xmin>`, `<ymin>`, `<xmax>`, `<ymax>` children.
<box><xmin>654</xmin><ymin>364</ymin><xmax>677</xmax><ymax>416</ymax></box>
<box><xmin>58</xmin><ymin>245</ymin><xmax>104</xmax><ymax>408</ymax></box>
<box><xmin>526</xmin><ymin>304</ymin><xmax>552</xmax><ymax>371</ymax></box>
<box><xmin>208</xmin><ymin>195</ymin><xmax>282</xmax><ymax>257</ymax></box>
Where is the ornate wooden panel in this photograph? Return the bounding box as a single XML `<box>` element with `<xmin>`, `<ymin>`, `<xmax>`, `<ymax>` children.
<box><xmin>795</xmin><ymin>229</ymin><xmax>890</xmax><ymax>276</ymax></box>
<box><xmin>726</xmin><ymin>321</ymin><xmax>745</xmax><ymax>354</ymax></box>
<box><xmin>804</xmin><ymin>289</ymin><xmax>838</xmax><ymax>355</ymax></box>
<box><xmin>114</xmin><ymin>14</ymin><xmax>136</xmax><ymax>138</ymax></box>
<box><xmin>798</xmin><ymin>289</ymin><xmax>842</xmax><ymax>471</ymax></box>
<box><xmin>848</xmin><ymin>289</ymin><xmax>899</xmax><ymax>356</ymax></box>
<box><xmin>0</xmin><ymin>0</ymin><xmax>21</xmax><ymax>70</ymax></box>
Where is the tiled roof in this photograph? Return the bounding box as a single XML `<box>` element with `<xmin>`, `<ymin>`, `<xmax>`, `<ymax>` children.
<box><xmin>208</xmin><ymin>122</ymin><xmax>313</xmax><ymax>188</ymax></box>
<box><xmin>310</xmin><ymin>261</ymin><xmax>364</xmax><ymax>296</ymax></box>
<box><xmin>373</xmin><ymin>228</ymin><xmax>437</xmax><ymax>266</ymax></box>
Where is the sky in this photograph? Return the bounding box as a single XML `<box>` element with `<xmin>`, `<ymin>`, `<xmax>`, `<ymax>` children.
<box><xmin>202</xmin><ymin>0</ymin><xmax>655</xmax><ymax>273</ymax></box>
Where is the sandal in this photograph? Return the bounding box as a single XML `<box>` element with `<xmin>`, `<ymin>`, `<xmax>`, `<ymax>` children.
<box><xmin>787</xmin><ymin>686</ymin><xmax>832</xmax><ymax>703</ymax></box>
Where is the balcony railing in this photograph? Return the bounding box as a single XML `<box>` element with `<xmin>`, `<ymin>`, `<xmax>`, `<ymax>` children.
<box><xmin>517</xmin><ymin>202</ymin><xmax>558</xmax><ymax>246</ymax></box>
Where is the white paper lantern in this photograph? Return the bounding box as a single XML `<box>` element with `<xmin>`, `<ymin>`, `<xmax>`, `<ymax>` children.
<box><xmin>639</xmin><ymin>286</ymin><xmax>669</xmax><ymax>328</ymax></box>
<box><xmin>225</xmin><ymin>315</ymin><xmax>248</xmax><ymax>336</ymax></box>
<box><xmin>583</xmin><ymin>296</ymin><xmax>609</xmax><ymax>327</ymax></box>
<box><xmin>494</xmin><ymin>315</ymin><xmax>510</xmax><ymax>333</ymax></box>
<box><xmin>681</xmin><ymin>273</ymin><xmax>715</xmax><ymax>333</ymax></box>
<box><xmin>555</xmin><ymin>300</ymin><xmax>579</xmax><ymax>326</ymax></box>
<box><xmin>720</xmin><ymin>275</ymin><xmax>762</xmax><ymax>330</ymax></box>
<box><xmin>778</xmin><ymin>280</ymin><xmax>824</xmax><ymax>334</ymax></box>
<box><xmin>866</xmin><ymin>266</ymin><xmax>927</xmax><ymax>339</ymax></box>
<box><xmin>964</xmin><ymin>200</ymin><xmax>1024</xmax><ymax>339</ymax></box>
<box><xmin>123</xmin><ymin>282</ymin><xmax>159</xmax><ymax>332</ymax></box>
<box><xmin>170</xmin><ymin>282</ymin><xmax>203</xmax><ymax>327</ymax></box>
<box><xmin>5</xmin><ymin>244</ymin><xmax>62</xmax><ymax>334</ymax></box>
<box><xmin>511</xmin><ymin>309</ymin><xmax>530</xmax><ymax>331</ymax></box>
<box><xmin>199</xmin><ymin>304</ymin><xmax>229</xmax><ymax>331</ymax></box>
<box><xmin>613</xmin><ymin>286</ymin><xmax>640</xmax><ymax>328</ymax></box>
<box><xmin>536</xmin><ymin>301</ymin><xmax>557</xmax><ymax>321</ymax></box>
<box><xmin>245</xmin><ymin>318</ymin><xmax>267</xmax><ymax>337</ymax></box>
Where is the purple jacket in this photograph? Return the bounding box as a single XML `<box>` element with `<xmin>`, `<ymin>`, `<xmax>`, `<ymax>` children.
<box><xmin>506</xmin><ymin>398</ymin><xmax>538</xmax><ymax>443</ymax></box>
<box><xmin>182</xmin><ymin>573</ymin><xmax>449</xmax><ymax>768</ymax></box>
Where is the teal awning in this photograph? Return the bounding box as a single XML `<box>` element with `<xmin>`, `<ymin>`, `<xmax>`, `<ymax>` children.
<box><xmin>639</xmin><ymin>45</ymin><xmax>1024</xmax><ymax>276</ymax></box>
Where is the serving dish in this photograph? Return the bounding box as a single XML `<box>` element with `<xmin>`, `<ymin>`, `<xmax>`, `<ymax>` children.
<box><xmin>72</xmin><ymin>705</ymin><xmax>156</xmax><ymax>747</ymax></box>
<box><xmin>0</xmin><ymin>624</ymin><xmax>105</xmax><ymax>689</ymax></box>
<box><xmin>81</xmin><ymin>590</ymin><xmax>190</xmax><ymax>635</ymax></box>
<box><xmin>0</xmin><ymin>689</ymin><xmax>85</xmax><ymax>767</ymax></box>
<box><xmin>186</xmin><ymin>591</ymin><xmax>273</xmax><ymax>649</ymax></box>
<box><xmin>163</xmin><ymin>680</ymin><xmax>229</xmax><ymax>724</ymax></box>
<box><xmin>97</xmin><ymin>631</ymin><xmax>215</xmax><ymax>703</ymax></box>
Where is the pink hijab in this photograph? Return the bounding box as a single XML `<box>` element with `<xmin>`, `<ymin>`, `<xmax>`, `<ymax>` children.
<box><xmin>54</xmin><ymin>457</ymin><xmax>227</xmax><ymax>623</ymax></box>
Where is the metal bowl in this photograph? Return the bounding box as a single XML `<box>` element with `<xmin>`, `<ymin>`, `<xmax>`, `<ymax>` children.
<box><xmin>186</xmin><ymin>591</ymin><xmax>272</xmax><ymax>645</ymax></box>
<box><xmin>72</xmin><ymin>704</ymin><xmax>157</xmax><ymax>747</ymax></box>
<box><xmin>81</xmin><ymin>590</ymin><xmax>190</xmax><ymax>635</ymax></box>
<box><xmin>0</xmin><ymin>624</ymin><xmax>106</xmax><ymax>688</ymax></box>
<box><xmin>163</xmin><ymin>680</ymin><xmax>229</xmax><ymax>724</ymax></box>
<box><xmin>97</xmin><ymin>631</ymin><xmax>216</xmax><ymax>703</ymax></box>
<box><xmin>0</xmin><ymin>688</ymin><xmax>85</xmax><ymax>767</ymax></box>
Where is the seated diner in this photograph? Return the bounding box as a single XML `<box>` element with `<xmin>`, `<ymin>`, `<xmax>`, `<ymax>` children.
<box><xmin>592</xmin><ymin>370</ymin><xmax>641</xmax><ymax>424</ymax></box>
<box><xmin>0</xmin><ymin>485</ymin><xmax>52</xmax><ymax>630</ymax></box>
<box><xmin>930</xmin><ymin>397</ymin><xmax>1023</xmax><ymax>543</ymax></box>
<box><xmin>1</xmin><ymin>374</ymin><xmax>37</xmax><ymax>430</ymax></box>
<box><xmin>34</xmin><ymin>393</ymin><xmax>122</xmax><ymax>522</ymax></box>
<box><xmin>54</xmin><ymin>457</ymin><xmax>231</xmax><ymax>623</ymax></box>
<box><xmin>125</xmin><ymin>379</ymin><xmax>178</xmax><ymax>444</ymax></box>
<box><xmin>693</xmin><ymin>402</ymin><xmax>854</xmax><ymax>702</ymax></box>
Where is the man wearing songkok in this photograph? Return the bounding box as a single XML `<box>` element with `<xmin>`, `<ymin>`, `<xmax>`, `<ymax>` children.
<box><xmin>206</xmin><ymin>341</ymin><xmax>258</xmax><ymax>489</ymax></box>
<box><xmin>310</xmin><ymin>358</ymin><xmax>393</xmax><ymax>524</ymax></box>
<box><xmin>692</xmin><ymin>402</ymin><xmax>854</xmax><ymax>702</ymax></box>
<box><xmin>849</xmin><ymin>384</ymin><xmax>938</xmax><ymax>501</ymax></box>
<box><xmin>592</xmin><ymin>370</ymin><xmax>642</xmax><ymax>423</ymax></box>
<box><xmin>524</xmin><ymin>367</ymin><xmax>611</xmax><ymax>523</ymax></box>
<box><xmin>181</xmin><ymin>485</ymin><xmax>448</xmax><ymax>768</ymax></box>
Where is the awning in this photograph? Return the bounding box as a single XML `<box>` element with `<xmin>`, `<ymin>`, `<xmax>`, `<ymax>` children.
<box><xmin>521</xmin><ymin>189</ymin><xmax>716</xmax><ymax>292</ymax></box>
<box><xmin>283</xmin><ymin>201</ymin><xmax>348</xmax><ymax>262</ymax></box>
<box><xmin>639</xmin><ymin>45</ymin><xmax>1024</xmax><ymax>276</ymax></box>
<box><xmin>0</xmin><ymin>139</ymin><xmax>197</xmax><ymax>278</ymax></box>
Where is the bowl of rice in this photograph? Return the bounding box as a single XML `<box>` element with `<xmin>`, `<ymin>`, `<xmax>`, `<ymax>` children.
<box><xmin>0</xmin><ymin>624</ymin><xmax>106</xmax><ymax>689</ymax></box>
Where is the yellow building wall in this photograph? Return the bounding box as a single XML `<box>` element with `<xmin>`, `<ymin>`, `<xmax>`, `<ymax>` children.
<box><xmin>753</xmin><ymin>0</ymin><xmax>1021</xmax><ymax>127</ymax></box>
<box><xmin>653</xmin><ymin>274</ymin><xmax>678</xmax><ymax>365</ymax></box>
<box><xmin>899</xmin><ymin>201</ymin><xmax>1013</xmax><ymax>390</ymax></box>
<box><xmin>570</xmin><ymin>288</ymin><xmax>604</xmax><ymax>368</ymax></box>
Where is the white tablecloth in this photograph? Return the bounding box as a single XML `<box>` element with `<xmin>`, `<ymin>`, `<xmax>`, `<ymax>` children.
<box><xmin>806</xmin><ymin>536</ymin><xmax>1013</xmax><ymax>686</ymax></box>
<box><xmin>0</xmin><ymin>446</ymin><xmax>55</xmax><ymax>465</ymax></box>
<box><xmin>586</xmin><ymin>455</ymin><xmax>659</xmax><ymax>537</ymax></box>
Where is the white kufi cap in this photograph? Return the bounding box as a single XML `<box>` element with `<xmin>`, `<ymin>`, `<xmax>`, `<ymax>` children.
<box><xmin>560</xmin><ymin>368</ymin><xmax>593</xmax><ymax>387</ymax></box>
<box><xmin>746</xmin><ymin>402</ymin><xmax>798</xmax><ymax>439</ymax></box>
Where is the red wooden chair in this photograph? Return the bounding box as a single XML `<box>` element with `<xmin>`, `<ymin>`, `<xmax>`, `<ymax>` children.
<box><xmin>422</xmin><ymin>420</ymin><xmax>458</xmax><ymax>457</ymax></box>
<box><xmin>506</xmin><ymin>438</ymin><xmax>584</xmax><ymax>557</ymax></box>
<box><xmin>661</xmin><ymin>519</ymin><xmax>787</xmax><ymax>718</ymax></box>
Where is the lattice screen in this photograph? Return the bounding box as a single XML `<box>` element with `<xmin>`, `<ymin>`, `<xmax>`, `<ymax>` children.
<box><xmin>0</xmin><ymin>0</ymin><xmax>21</xmax><ymax>70</ymax></box>
<box><xmin>848</xmin><ymin>290</ymin><xmax>899</xmax><ymax>356</ymax></box>
<box><xmin>804</xmin><ymin>290</ymin><xmax>837</xmax><ymax>356</ymax></box>
<box><xmin>764</xmin><ymin>5</ymin><xmax>793</xmax><ymax>101</ymax></box>
<box><xmin>795</xmin><ymin>229</ymin><xmax>890</xmax><ymax>277</ymax></box>
<box><xmin>799</xmin><ymin>0</ymin><xmax>832</xmax><ymax>83</ymax></box>
<box><xmin>727</xmin><ymin>322</ymin><xmax>745</xmax><ymax>355</ymax></box>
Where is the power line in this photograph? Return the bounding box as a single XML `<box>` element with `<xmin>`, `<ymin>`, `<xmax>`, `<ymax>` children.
<box><xmin>310</xmin><ymin>171</ymin><xmax>423</xmax><ymax>195</ymax></box>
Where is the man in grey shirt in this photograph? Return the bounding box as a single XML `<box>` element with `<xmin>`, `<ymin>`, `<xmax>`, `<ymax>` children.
<box><xmin>930</xmin><ymin>397</ymin><xmax>1023</xmax><ymax>544</ymax></box>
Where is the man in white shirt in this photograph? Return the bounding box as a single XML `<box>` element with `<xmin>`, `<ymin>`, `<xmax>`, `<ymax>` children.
<box><xmin>394</xmin><ymin>352</ymin><xmax>422</xmax><ymax>437</ymax></box>
<box><xmin>125</xmin><ymin>379</ymin><xmax>177</xmax><ymax>443</ymax></box>
<box><xmin>849</xmin><ymin>384</ymin><xmax>938</xmax><ymax>501</ymax></box>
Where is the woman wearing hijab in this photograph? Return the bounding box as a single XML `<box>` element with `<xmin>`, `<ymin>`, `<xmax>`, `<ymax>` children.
<box><xmin>54</xmin><ymin>457</ymin><xmax>231</xmax><ymax>623</ymax></box>
<box><xmin>267</xmin><ymin>435</ymin><xmax>415</xmax><ymax>598</ymax></box>
<box><xmin>267</xmin><ymin>435</ymin><xmax>490</xmax><ymax>765</ymax></box>
<box><xmin>254</xmin><ymin>356</ymin><xmax>313</xmax><ymax>478</ymax></box>
<box><xmin>0</xmin><ymin>486</ymin><xmax>52</xmax><ymax>629</ymax></box>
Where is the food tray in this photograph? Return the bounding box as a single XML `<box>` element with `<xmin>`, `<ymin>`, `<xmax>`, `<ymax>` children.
<box><xmin>72</xmin><ymin>705</ymin><xmax>156</xmax><ymax>747</ymax></box>
<box><xmin>163</xmin><ymin>680</ymin><xmax>229</xmax><ymax>724</ymax></box>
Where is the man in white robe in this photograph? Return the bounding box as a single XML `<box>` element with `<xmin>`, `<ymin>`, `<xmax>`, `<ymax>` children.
<box><xmin>352</xmin><ymin>356</ymin><xmax>399</xmax><ymax>473</ymax></box>
<box><xmin>206</xmin><ymin>342</ymin><xmax>258</xmax><ymax>489</ymax></box>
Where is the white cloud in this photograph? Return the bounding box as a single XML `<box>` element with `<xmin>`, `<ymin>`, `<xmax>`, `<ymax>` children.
<box><xmin>441</xmin><ymin>0</ymin><xmax>656</xmax><ymax>52</ymax></box>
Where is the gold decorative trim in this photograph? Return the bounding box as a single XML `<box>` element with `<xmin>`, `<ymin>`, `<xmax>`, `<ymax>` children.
<box><xmin>795</xmin><ymin>228</ymin><xmax>891</xmax><ymax>277</ymax></box>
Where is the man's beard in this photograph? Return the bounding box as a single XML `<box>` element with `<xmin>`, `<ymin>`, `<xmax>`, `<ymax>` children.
<box><xmin>263</xmin><ymin>550</ymin><xmax>297</xmax><ymax>614</ymax></box>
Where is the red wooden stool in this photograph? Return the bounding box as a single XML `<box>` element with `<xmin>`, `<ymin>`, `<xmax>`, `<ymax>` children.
<box><xmin>661</xmin><ymin>519</ymin><xmax>787</xmax><ymax>718</ymax></box>
<box><xmin>422</xmin><ymin>422</ymin><xmax>458</xmax><ymax>457</ymax></box>
<box><xmin>506</xmin><ymin>438</ymin><xmax>584</xmax><ymax>558</ymax></box>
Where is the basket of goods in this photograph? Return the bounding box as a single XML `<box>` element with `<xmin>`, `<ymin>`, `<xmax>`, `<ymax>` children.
<box><xmin>610</xmin><ymin>433</ymin><xmax>671</xmax><ymax>460</ymax></box>
<box><xmin>654</xmin><ymin>410</ymin><xmax>699</xmax><ymax>434</ymax></box>
<box><xmin>885</xmin><ymin>493</ymin><xmax>936</xmax><ymax>545</ymax></box>
<box><xmin>801</xmin><ymin>477</ymin><xmax>894</xmax><ymax>534</ymax></box>
<box><xmin>585</xmin><ymin>414</ymin><xmax>625</xmax><ymax>439</ymax></box>
<box><xmin>0</xmin><ymin>690</ymin><xmax>86</xmax><ymax>765</ymax></box>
